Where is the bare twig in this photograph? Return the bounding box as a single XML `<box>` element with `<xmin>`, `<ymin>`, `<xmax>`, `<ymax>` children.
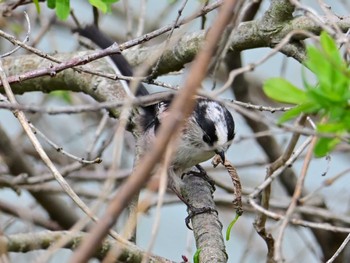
<box><xmin>326</xmin><ymin>233</ymin><xmax>350</xmax><ymax>263</ymax></box>
<box><xmin>0</xmin><ymin>11</ymin><xmax>30</xmax><ymax>58</ymax></box>
<box><xmin>274</xmin><ymin>136</ymin><xmax>318</xmax><ymax>262</ymax></box>
<box><xmin>148</xmin><ymin>0</ymin><xmax>189</xmax><ymax>78</ymax></box>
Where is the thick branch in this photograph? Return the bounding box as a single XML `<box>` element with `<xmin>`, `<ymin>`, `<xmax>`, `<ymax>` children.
<box><xmin>1</xmin><ymin>52</ymin><xmax>125</xmax><ymax>117</ymax></box>
<box><xmin>0</xmin><ymin>231</ymin><xmax>174</xmax><ymax>263</ymax></box>
<box><xmin>0</xmin><ymin>15</ymin><xmax>349</xmax><ymax>100</ymax></box>
<box><xmin>182</xmin><ymin>175</ymin><xmax>227</xmax><ymax>263</ymax></box>
<box><xmin>125</xmin><ymin>15</ymin><xmax>350</xmax><ymax>72</ymax></box>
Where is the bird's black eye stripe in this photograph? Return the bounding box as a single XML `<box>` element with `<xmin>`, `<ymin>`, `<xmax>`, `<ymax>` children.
<box><xmin>202</xmin><ymin>134</ymin><xmax>212</xmax><ymax>145</ymax></box>
<box><xmin>201</xmin><ymin>119</ymin><xmax>217</xmax><ymax>146</ymax></box>
<box><xmin>195</xmin><ymin>103</ymin><xmax>218</xmax><ymax>146</ymax></box>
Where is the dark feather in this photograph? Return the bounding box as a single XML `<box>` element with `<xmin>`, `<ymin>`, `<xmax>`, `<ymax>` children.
<box><xmin>74</xmin><ymin>25</ymin><xmax>149</xmax><ymax>97</ymax></box>
<box><xmin>75</xmin><ymin>25</ymin><xmax>157</xmax><ymax>130</ymax></box>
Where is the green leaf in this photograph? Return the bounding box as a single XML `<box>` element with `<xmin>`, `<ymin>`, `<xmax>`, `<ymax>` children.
<box><xmin>55</xmin><ymin>0</ymin><xmax>70</xmax><ymax>20</ymax></box>
<box><xmin>33</xmin><ymin>0</ymin><xmax>41</xmax><ymax>13</ymax></box>
<box><xmin>314</xmin><ymin>113</ymin><xmax>345</xmax><ymax>158</ymax></box>
<box><xmin>278</xmin><ymin>102</ymin><xmax>319</xmax><ymax>123</ymax></box>
<box><xmin>314</xmin><ymin>137</ymin><xmax>340</xmax><ymax>157</ymax></box>
<box><xmin>226</xmin><ymin>213</ymin><xmax>240</xmax><ymax>241</ymax></box>
<box><xmin>263</xmin><ymin>78</ymin><xmax>308</xmax><ymax>105</ymax></box>
<box><xmin>265</xmin><ymin>31</ymin><xmax>350</xmax><ymax>157</ymax></box>
<box><xmin>341</xmin><ymin>111</ymin><xmax>350</xmax><ymax>130</ymax></box>
<box><xmin>89</xmin><ymin>0</ymin><xmax>108</xmax><ymax>12</ymax></box>
<box><xmin>193</xmin><ymin>249</ymin><xmax>201</xmax><ymax>263</ymax></box>
<box><xmin>328</xmin><ymin>107</ymin><xmax>348</xmax><ymax>123</ymax></box>
<box><xmin>89</xmin><ymin>0</ymin><xmax>119</xmax><ymax>13</ymax></box>
<box><xmin>47</xmin><ymin>0</ymin><xmax>56</xmax><ymax>9</ymax></box>
<box><xmin>317</xmin><ymin>122</ymin><xmax>346</xmax><ymax>133</ymax></box>
<box><xmin>305</xmin><ymin>46</ymin><xmax>331</xmax><ymax>84</ymax></box>
<box><xmin>320</xmin><ymin>31</ymin><xmax>343</xmax><ymax>65</ymax></box>
<box><xmin>305</xmin><ymin>32</ymin><xmax>349</xmax><ymax>100</ymax></box>
<box><xmin>307</xmin><ymin>87</ymin><xmax>335</xmax><ymax>108</ymax></box>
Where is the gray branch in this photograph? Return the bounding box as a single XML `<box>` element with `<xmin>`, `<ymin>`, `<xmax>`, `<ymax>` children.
<box><xmin>182</xmin><ymin>175</ymin><xmax>228</xmax><ymax>263</ymax></box>
<box><xmin>1</xmin><ymin>51</ymin><xmax>126</xmax><ymax>117</ymax></box>
<box><xmin>0</xmin><ymin>230</ymin><xmax>174</xmax><ymax>263</ymax></box>
<box><xmin>1</xmin><ymin>15</ymin><xmax>349</xmax><ymax>100</ymax></box>
<box><xmin>124</xmin><ymin>15</ymin><xmax>350</xmax><ymax>73</ymax></box>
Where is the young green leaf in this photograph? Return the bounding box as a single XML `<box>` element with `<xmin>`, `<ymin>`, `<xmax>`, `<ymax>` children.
<box><xmin>314</xmin><ymin>122</ymin><xmax>345</xmax><ymax>157</ymax></box>
<box><xmin>226</xmin><ymin>213</ymin><xmax>240</xmax><ymax>241</ymax></box>
<box><xmin>263</xmin><ymin>78</ymin><xmax>308</xmax><ymax>105</ymax></box>
<box><xmin>89</xmin><ymin>0</ymin><xmax>108</xmax><ymax>12</ymax></box>
<box><xmin>264</xmin><ymin>32</ymin><xmax>349</xmax><ymax>157</ymax></box>
<box><xmin>278</xmin><ymin>102</ymin><xmax>319</xmax><ymax>123</ymax></box>
<box><xmin>314</xmin><ymin>137</ymin><xmax>340</xmax><ymax>157</ymax></box>
<box><xmin>33</xmin><ymin>0</ymin><xmax>41</xmax><ymax>13</ymax></box>
<box><xmin>319</xmin><ymin>31</ymin><xmax>343</xmax><ymax>65</ymax></box>
<box><xmin>305</xmin><ymin>46</ymin><xmax>333</xmax><ymax>86</ymax></box>
<box><xmin>55</xmin><ymin>0</ymin><xmax>70</xmax><ymax>20</ymax></box>
<box><xmin>89</xmin><ymin>0</ymin><xmax>119</xmax><ymax>13</ymax></box>
<box><xmin>47</xmin><ymin>0</ymin><xmax>56</xmax><ymax>9</ymax></box>
<box><xmin>193</xmin><ymin>249</ymin><xmax>201</xmax><ymax>263</ymax></box>
<box><xmin>306</xmin><ymin>87</ymin><xmax>336</xmax><ymax>108</ymax></box>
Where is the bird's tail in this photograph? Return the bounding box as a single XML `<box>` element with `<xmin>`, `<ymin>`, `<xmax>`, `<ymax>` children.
<box><xmin>75</xmin><ymin>25</ymin><xmax>149</xmax><ymax>97</ymax></box>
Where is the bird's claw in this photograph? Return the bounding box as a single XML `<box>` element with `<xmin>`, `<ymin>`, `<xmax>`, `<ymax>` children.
<box><xmin>181</xmin><ymin>165</ymin><xmax>216</xmax><ymax>192</ymax></box>
<box><xmin>185</xmin><ymin>205</ymin><xmax>218</xmax><ymax>230</ymax></box>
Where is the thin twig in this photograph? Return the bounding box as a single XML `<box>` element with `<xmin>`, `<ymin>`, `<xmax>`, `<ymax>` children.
<box><xmin>274</xmin><ymin>136</ymin><xmax>318</xmax><ymax>262</ymax></box>
<box><xmin>326</xmin><ymin>233</ymin><xmax>350</xmax><ymax>263</ymax></box>
<box><xmin>28</xmin><ymin>122</ymin><xmax>102</xmax><ymax>164</ymax></box>
<box><xmin>0</xmin><ymin>11</ymin><xmax>30</xmax><ymax>58</ymax></box>
<box><xmin>148</xmin><ymin>0</ymin><xmax>189</xmax><ymax>78</ymax></box>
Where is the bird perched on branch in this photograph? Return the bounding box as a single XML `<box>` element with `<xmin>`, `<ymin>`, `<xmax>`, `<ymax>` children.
<box><xmin>76</xmin><ymin>25</ymin><xmax>235</xmax><ymax>225</ymax></box>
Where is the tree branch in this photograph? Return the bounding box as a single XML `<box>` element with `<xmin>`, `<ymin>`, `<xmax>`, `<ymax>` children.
<box><xmin>182</xmin><ymin>175</ymin><xmax>228</xmax><ymax>262</ymax></box>
<box><xmin>0</xmin><ymin>231</ymin><xmax>174</xmax><ymax>263</ymax></box>
<box><xmin>1</xmin><ymin>15</ymin><xmax>349</xmax><ymax>99</ymax></box>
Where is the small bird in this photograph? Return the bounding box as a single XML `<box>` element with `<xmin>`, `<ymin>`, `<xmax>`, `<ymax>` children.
<box><xmin>77</xmin><ymin>25</ymin><xmax>235</xmax><ymax>221</ymax></box>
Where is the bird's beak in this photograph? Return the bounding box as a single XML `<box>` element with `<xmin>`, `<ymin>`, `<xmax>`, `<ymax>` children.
<box><xmin>215</xmin><ymin>150</ymin><xmax>225</xmax><ymax>163</ymax></box>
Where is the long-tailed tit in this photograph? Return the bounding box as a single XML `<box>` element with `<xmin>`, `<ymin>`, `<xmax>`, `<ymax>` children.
<box><xmin>77</xmin><ymin>25</ymin><xmax>235</xmax><ymax>215</ymax></box>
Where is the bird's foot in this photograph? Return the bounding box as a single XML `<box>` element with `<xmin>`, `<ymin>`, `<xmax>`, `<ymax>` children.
<box><xmin>181</xmin><ymin>164</ymin><xmax>216</xmax><ymax>192</ymax></box>
<box><xmin>185</xmin><ymin>205</ymin><xmax>218</xmax><ymax>230</ymax></box>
